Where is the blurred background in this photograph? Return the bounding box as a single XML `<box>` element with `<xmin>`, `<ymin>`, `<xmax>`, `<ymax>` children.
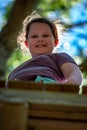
<box><xmin>0</xmin><ymin>0</ymin><xmax>87</xmax><ymax>85</ymax></box>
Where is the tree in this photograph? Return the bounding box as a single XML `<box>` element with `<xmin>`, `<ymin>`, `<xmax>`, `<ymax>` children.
<box><xmin>0</xmin><ymin>0</ymin><xmax>39</xmax><ymax>78</ymax></box>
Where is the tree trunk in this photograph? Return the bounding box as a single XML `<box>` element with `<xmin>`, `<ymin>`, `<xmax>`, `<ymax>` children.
<box><xmin>0</xmin><ymin>0</ymin><xmax>39</xmax><ymax>78</ymax></box>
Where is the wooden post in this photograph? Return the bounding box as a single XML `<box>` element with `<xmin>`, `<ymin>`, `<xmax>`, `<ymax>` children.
<box><xmin>0</xmin><ymin>99</ymin><xmax>28</xmax><ymax>130</ymax></box>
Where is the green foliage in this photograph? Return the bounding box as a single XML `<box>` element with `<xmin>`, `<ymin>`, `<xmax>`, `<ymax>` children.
<box><xmin>82</xmin><ymin>72</ymin><xmax>87</xmax><ymax>86</ymax></box>
<box><xmin>0</xmin><ymin>0</ymin><xmax>15</xmax><ymax>29</ymax></box>
<box><xmin>6</xmin><ymin>49</ymin><xmax>31</xmax><ymax>79</ymax></box>
<box><xmin>4</xmin><ymin>0</ymin><xmax>15</xmax><ymax>20</ymax></box>
<box><xmin>37</xmin><ymin>0</ymin><xmax>82</xmax><ymax>16</ymax></box>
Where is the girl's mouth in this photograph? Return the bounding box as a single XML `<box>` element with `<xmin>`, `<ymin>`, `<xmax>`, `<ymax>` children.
<box><xmin>36</xmin><ymin>44</ymin><xmax>47</xmax><ymax>48</ymax></box>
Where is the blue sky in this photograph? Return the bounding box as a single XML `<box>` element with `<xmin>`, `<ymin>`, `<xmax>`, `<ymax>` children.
<box><xmin>60</xmin><ymin>0</ymin><xmax>87</xmax><ymax>57</ymax></box>
<box><xmin>0</xmin><ymin>0</ymin><xmax>13</xmax><ymax>29</ymax></box>
<box><xmin>43</xmin><ymin>0</ymin><xmax>87</xmax><ymax>57</ymax></box>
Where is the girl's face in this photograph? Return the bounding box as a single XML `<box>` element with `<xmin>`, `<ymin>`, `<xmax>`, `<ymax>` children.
<box><xmin>27</xmin><ymin>22</ymin><xmax>56</xmax><ymax>57</ymax></box>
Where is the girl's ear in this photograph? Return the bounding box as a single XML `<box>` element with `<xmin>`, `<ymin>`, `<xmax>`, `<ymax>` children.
<box><xmin>24</xmin><ymin>41</ymin><xmax>28</xmax><ymax>48</ymax></box>
<box><xmin>55</xmin><ymin>38</ymin><xmax>59</xmax><ymax>46</ymax></box>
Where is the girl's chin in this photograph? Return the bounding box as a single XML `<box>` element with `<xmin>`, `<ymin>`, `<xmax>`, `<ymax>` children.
<box><xmin>32</xmin><ymin>51</ymin><xmax>52</xmax><ymax>57</ymax></box>
<box><xmin>37</xmin><ymin>53</ymin><xmax>46</xmax><ymax>55</ymax></box>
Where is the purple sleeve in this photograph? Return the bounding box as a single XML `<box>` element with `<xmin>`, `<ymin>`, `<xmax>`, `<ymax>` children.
<box><xmin>56</xmin><ymin>53</ymin><xmax>77</xmax><ymax>66</ymax></box>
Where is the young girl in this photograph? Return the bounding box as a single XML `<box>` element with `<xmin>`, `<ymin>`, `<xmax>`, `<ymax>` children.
<box><xmin>8</xmin><ymin>14</ymin><xmax>82</xmax><ymax>85</ymax></box>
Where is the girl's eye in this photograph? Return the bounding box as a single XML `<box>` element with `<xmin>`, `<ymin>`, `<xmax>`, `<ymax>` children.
<box><xmin>31</xmin><ymin>35</ymin><xmax>38</xmax><ymax>38</ymax></box>
<box><xmin>30</xmin><ymin>34</ymin><xmax>50</xmax><ymax>38</ymax></box>
<box><xmin>43</xmin><ymin>34</ymin><xmax>49</xmax><ymax>37</ymax></box>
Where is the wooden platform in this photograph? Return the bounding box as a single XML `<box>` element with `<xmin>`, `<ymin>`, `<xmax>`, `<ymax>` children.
<box><xmin>0</xmin><ymin>80</ymin><xmax>87</xmax><ymax>130</ymax></box>
<box><xmin>0</xmin><ymin>80</ymin><xmax>80</xmax><ymax>93</ymax></box>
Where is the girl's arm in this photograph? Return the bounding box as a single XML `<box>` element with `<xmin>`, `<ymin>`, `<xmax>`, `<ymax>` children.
<box><xmin>60</xmin><ymin>62</ymin><xmax>82</xmax><ymax>86</ymax></box>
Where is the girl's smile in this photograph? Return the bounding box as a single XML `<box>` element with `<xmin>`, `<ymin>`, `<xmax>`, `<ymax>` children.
<box><xmin>27</xmin><ymin>22</ymin><xmax>55</xmax><ymax>57</ymax></box>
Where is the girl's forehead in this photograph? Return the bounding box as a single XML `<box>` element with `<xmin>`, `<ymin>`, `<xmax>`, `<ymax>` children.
<box><xmin>29</xmin><ymin>22</ymin><xmax>52</xmax><ymax>32</ymax></box>
<box><xmin>30</xmin><ymin>22</ymin><xmax>50</xmax><ymax>28</ymax></box>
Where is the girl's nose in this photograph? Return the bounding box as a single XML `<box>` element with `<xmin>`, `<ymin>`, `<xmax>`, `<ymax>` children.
<box><xmin>38</xmin><ymin>36</ymin><xmax>43</xmax><ymax>42</ymax></box>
